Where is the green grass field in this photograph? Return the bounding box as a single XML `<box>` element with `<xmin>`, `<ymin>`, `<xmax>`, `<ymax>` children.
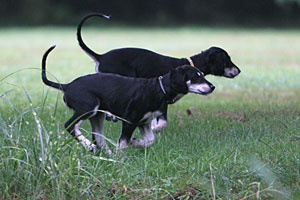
<box><xmin>1</xmin><ymin>27</ymin><xmax>300</xmax><ymax>199</ymax></box>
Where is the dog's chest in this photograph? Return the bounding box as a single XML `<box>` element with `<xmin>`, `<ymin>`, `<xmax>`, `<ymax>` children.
<box><xmin>140</xmin><ymin>110</ymin><xmax>162</xmax><ymax>124</ymax></box>
<box><xmin>173</xmin><ymin>93</ymin><xmax>185</xmax><ymax>103</ymax></box>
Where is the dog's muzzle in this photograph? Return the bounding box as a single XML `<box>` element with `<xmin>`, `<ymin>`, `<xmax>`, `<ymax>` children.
<box><xmin>224</xmin><ymin>67</ymin><xmax>240</xmax><ymax>78</ymax></box>
<box><xmin>188</xmin><ymin>83</ymin><xmax>215</xmax><ymax>95</ymax></box>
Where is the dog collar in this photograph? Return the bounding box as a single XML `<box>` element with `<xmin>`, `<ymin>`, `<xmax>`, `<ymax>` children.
<box><xmin>158</xmin><ymin>76</ymin><xmax>167</xmax><ymax>95</ymax></box>
<box><xmin>158</xmin><ymin>76</ymin><xmax>178</xmax><ymax>104</ymax></box>
<box><xmin>186</xmin><ymin>57</ymin><xmax>195</xmax><ymax>67</ymax></box>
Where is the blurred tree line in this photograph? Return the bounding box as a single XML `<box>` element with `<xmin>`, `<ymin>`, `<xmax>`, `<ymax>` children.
<box><xmin>1</xmin><ymin>0</ymin><xmax>300</xmax><ymax>27</ymax></box>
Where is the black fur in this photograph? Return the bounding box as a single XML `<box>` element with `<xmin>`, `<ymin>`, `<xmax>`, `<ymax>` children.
<box><xmin>77</xmin><ymin>13</ymin><xmax>240</xmax><ymax>78</ymax></box>
<box><xmin>41</xmin><ymin>46</ymin><xmax>215</xmax><ymax>152</ymax></box>
<box><xmin>77</xmin><ymin>13</ymin><xmax>241</xmax><ymax>129</ymax></box>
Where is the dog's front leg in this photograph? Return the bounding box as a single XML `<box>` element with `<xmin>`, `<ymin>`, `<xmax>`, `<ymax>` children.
<box><xmin>132</xmin><ymin>123</ymin><xmax>155</xmax><ymax>147</ymax></box>
<box><xmin>151</xmin><ymin>114</ymin><xmax>168</xmax><ymax>132</ymax></box>
<box><xmin>118</xmin><ymin>122</ymin><xmax>136</xmax><ymax>149</ymax></box>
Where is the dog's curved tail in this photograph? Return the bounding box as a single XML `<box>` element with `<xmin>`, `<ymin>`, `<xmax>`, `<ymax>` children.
<box><xmin>42</xmin><ymin>45</ymin><xmax>66</xmax><ymax>91</ymax></box>
<box><xmin>77</xmin><ymin>13</ymin><xmax>110</xmax><ymax>61</ymax></box>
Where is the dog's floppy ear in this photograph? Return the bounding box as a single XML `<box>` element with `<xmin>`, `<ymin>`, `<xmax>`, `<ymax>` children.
<box><xmin>170</xmin><ymin>67</ymin><xmax>179</xmax><ymax>79</ymax></box>
<box><xmin>170</xmin><ymin>66</ymin><xmax>184</xmax><ymax>81</ymax></box>
<box><xmin>206</xmin><ymin>47</ymin><xmax>217</xmax><ymax>63</ymax></box>
<box><xmin>171</xmin><ymin>65</ymin><xmax>193</xmax><ymax>81</ymax></box>
<box><xmin>169</xmin><ymin>66</ymin><xmax>189</xmax><ymax>92</ymax></box>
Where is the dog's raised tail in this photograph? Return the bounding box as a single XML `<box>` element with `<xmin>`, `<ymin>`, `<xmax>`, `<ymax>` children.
<box><xmin>77</xmin><ymin>13</ymin><xmax>110</xmax><ymax>60</ymax></box>
<box><xmin>42</xmin><ymin>45</ymin><xmax>66</xmax><ymax>91</ymax></box>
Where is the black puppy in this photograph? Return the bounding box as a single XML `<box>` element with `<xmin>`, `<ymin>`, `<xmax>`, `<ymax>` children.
<box><xmin>77</xmin><ymin>13</ymin><xmax>241</xmax><ymax>131</ymax></box>
<box><xmin>42</xmin><ymin>45</ymin><xmax>215</xmax><ymax>153</ymax></box>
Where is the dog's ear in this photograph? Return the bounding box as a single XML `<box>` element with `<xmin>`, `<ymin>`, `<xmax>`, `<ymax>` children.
<box><xmin>170</xmin><ymin>66</ymin><xmax>190</xmax><ymax>92</ymax></box>
<box><xmin>206</xmin><ymin>47</ymin><xmax>228</xmax><ymax>76</ymax></box>
<box><xmin>169</xmin><ymin>68</ymin><xmax>179</xmax><ymax>82</ymax></box>
<box><xmin>173</xmin><ymin>65</ymin><xmax>193</xmax><ymax>81</ymax></box>
<box><xmin>170</xmin><ymin>66</ymin><xmax>184</xmax><ymax>79</ymax></box>
<box><xmin>207</xmin><ymin>48</ymin><xmax>217</xmax><ymax>63</ymax></box>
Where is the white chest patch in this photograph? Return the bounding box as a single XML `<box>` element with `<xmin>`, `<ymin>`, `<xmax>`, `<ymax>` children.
<box><xmin>140</xmin><ymin>111</ymin><xmax>162</xmax><ymax>123</ymax></box>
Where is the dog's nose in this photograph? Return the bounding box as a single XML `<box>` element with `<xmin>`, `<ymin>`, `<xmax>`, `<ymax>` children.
<box><xmin>233</xmin><ymin>66</ymin><xmax>241</xmax><ymax>75</ymax></box>
<box><xmin>210</xmin><ymin>85</ymin><xmax>215</xmax><ymax>91</ymax></box>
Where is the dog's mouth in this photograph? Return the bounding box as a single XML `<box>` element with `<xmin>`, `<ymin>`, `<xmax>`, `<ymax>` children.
<box><xmin>197</xmin><ymin>91</ymin><xmax>212</xmax><ymax>95</ymax></box>
<box><xmin>224</xmin><ymin>67</ymin><xmax>240</xmax><ymax>78</ymax></box>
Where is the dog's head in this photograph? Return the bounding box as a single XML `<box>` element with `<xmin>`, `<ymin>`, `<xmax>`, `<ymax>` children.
<box><xmin>170</xmin><ymin>65</ymin><xmax>215</xmax><ymax>95</ymax></box>
<box><xmin>197</xmin><ymin>47</ymin><xmax>241</xmax><ymax>78</ymax></box>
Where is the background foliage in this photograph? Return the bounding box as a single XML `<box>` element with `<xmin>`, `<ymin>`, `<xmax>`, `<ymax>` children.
<box><xmin>1</xmin><ymin>0</ymin><xmax>300</xmax><ymax>26</ymax></box>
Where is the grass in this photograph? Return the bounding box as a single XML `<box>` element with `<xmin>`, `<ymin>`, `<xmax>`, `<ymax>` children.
<box><xmin>1</xmin><ymin>26</ymin><xmax>300</xmax><ymax>199</ymax></box>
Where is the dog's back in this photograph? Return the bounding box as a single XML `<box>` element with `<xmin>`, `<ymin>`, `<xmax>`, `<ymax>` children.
<box><xmin>63</xmin><ymin>73</ymin><xmax>167</xmax><ymax>123</ymax></box>
<box><xmin>99</xmin><ymin>48</ymin><xmax>186</xmax><ymax>78</ymax></box>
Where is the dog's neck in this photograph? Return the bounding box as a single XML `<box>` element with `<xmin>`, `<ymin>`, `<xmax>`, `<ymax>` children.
<box><xmin>186</xmin><ymin>57</ymin><xmax>195</xmax><ymax>67</ymax></box>
<box><xmin>189</xmin><ymin>52</ymin><xmax>210</xmax><ymax>75</ymax></box>
<box><xmin>158</xmin><ymin>76</ymin><xmax>167</xmax><ymax>95</ymax></box>
<box><xmin>158</xmin><ymin>74</ymin><xmax>186</xmax><ymax>104</ymax></box>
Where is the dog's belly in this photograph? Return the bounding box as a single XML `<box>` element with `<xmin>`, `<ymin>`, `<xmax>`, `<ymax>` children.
<box><xmin>140</xmin><ymin>111</ymin><xmax>162</xmax><ymax>124</ymax></box>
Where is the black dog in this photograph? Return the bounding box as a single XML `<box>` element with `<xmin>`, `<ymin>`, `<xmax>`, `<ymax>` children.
<box><xmin>42</xmin><ymin>45</ymin><xmax>215</xmax><ymax>153</ymax></box>
<box><xmin>77</xmin><ymin>13</ymin><xmax>240</xmax><ymax>131</ymax></box>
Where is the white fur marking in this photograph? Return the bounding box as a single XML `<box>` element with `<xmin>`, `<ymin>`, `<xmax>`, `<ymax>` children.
<box><xmin>119</xmin><ymin>139</ymin><xmax>129</xmax><ymax>149</ymax></box>
<box><xmin>151</xmin><ymin>118</ymin><xmax>168</xmax><ymax>131</ymax></box>
<box><xmin>89</xmin><ymin>105</ymin><xmax>99</xmax><ymax>118</ymax></box>
<box><xmin>95</xmin><ymin>61</ymin><xmax>100</xmax><ymax>73</ymax></box>
<box><xmin>74</xmin><ymin>120</ymin><xmax>95</xmax><ymax>151</ymax></box>
<box><xmin>224</xmin><ymin>67</ymin><xmax>239</xmax><ymax>77</ymax></box>
<box><xmin>132</xmin><ymin>124</ymin><xmax>155</xmax><ymax>147</ymax></box>
<box><xmin>186</xmin><ymin>80</ymin><xmax>211</xmax><ymax>94</ymax></box>
<box><xmin>83</xmin><ymin>48</ymin><xmax>100</xmax><ymax>73</ymax></box>
<box><xmin>140</xmin><ymin>111</ymin><xmax>162</xmax><ymax>123</ymax></box>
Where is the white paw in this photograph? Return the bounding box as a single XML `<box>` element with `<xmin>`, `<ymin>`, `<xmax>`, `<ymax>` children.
<box><xmin>106</xmin><ymin>147</ymin><xmax>112</xmax><ymax>155</ymax></box>
<box><xmin>151</xmin><ymin>119</ymin><xmax>167</xmax><ymax>131</ymax></box>
<box><xmin>151</xmin><ymin>119</ymin><xmax>158</xmax><ymax>130</ymax></box>
<box><xmin>131</xmin><ymin>138</ymin><xmax>144</xmax><ymax>147</ymax></box>
<box><xmin>106</xmin><ymin>148</ymin><xmax>113</xmax><ymax>155</ymax></box>
<box><xmin>89</xmin><ymin>144</ymin><xmax>97</xmax><ymax>153</ymax></box>
<box><xmin>131</xmin><ymin>138</ymin><xmax>154</xmax><ymax>147</ymax></box>
<box><xmin>118</xmin><ymin>139</ymin><xmax>129</xmax><ymax>149</ymax></box>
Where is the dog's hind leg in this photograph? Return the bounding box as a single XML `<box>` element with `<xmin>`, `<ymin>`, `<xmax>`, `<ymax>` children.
<box><xmin>65</xmin><ymin>113</ymin><xmax>97</xmax><ymax>152</ymax></box>
<box><xmin>89</xmin><ymin>113</ymin><xmax>112</xmax><ymax>154</ymax></box>
<box><xmin>132</xmin><ymin>123</ymin><xmax>155</xmax><ymax>147</ymax></box>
